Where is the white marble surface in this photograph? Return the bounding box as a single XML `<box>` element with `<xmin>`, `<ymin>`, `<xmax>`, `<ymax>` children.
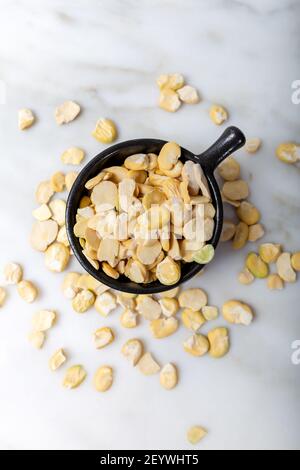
<box><xmin>0</xmin><ymin>0</ymin><xmax>299</xmax><ymax>450</ymax></box>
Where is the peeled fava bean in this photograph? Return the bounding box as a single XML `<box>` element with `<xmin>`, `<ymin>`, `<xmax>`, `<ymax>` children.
<box><xmin>259</xmin><ymin>243</ymin><xmax>281</xmax><ymax>264</ymax></box>
<box><xmin>218</xmin><ymin>157</ymin><xmax>240</xmax><ymax>181</ymax></box>
<box><xmin>208</xmin><ymin>328</ymin><xmax>230</xmax><ymax>358</ymax></box>
<box><xmin>183</xmin><ymin>334</ymin><xmax>209</xmax><ymax>357</ymax></box>
<box><xmin>93</xmin><ymin>366</ymin><xmax>113</xmax><ymax>392</ymax></box>
<box><xmin>149</xmin><ymin>317</ymin><xmax>179</xmax><ymax>339</ymax></box>
<box><xmin>187</xmin><ymin>426</ymin><xmax>207</xmax><ymax>445</ymax></box>
<box><xmin>232</xmin><ymin>222</ymin><xmax>249</xmax><ymax>250</ymax></box>
<box><xmin>246</xmin><ymin>253</ymin><xmax>269</xmax><ymax>279</ymax></box>
<box><xmin>179</xmin><ymin>288</ymin><xmax>208</xmax><ymax>311</ymax></box>
<box><xmin>160</xmin><ymin>363</ymin><xmax>178</xmax><ymax>390</ymax></box>
<box><xmin>276</xmin><ymin>253</ymin><xmax>296</xmax><ymax>283</ymax></box>
<box><xmin>222</xmin><ymin>300</ymin><xmax>254</xmax><ymax>326</ymax></box>
<box><xmin>121</xmin><ymin>339</ymin><xmax>144</xmax><ymax>366</ymax></box>
<box><xmin>237</xmin><ymin>201</ymin><xmax>260</xmax><ymax>226</ymax></box>
<box><xmin>63</xmin><ymin>365</ymin><xmax>86</xmax><ymax>389</ymax></box>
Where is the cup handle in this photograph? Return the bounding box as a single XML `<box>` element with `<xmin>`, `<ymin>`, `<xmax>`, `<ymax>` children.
<box><xmin>196</xmin><ymin>126</ymin><xmax>246</xmax><ymax>173</ymax></box>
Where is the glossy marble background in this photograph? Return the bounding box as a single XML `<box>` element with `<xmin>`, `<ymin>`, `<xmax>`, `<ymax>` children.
<box><xmin>0</xmin><ymin>0</ymin><xmax>299</xmax><ymax>450</ymax></box>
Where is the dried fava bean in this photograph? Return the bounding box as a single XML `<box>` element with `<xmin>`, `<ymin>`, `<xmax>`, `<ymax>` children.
<box><xmin>246</xmin><ymin>253</ymin><xmax>269</xmax><ymax>279</ymax></box>
<box><xmin>221</xmin><ymin>221</ymin><xmax>236</xmax><ymax>242</ymax></box>
<box><xmin>158</xmin><ymin>287</ymin><xmax>179</xmax><ymax>299</ymax></box>
<box><xmin>238</xmin><ymin>268</ymin><xmax>254</xmax><ymax>285</ymax></box>
<box><xmin>208</xmin><ymin>327</ymin><xmax>230</xmax><ymax>358</ymax></box>
<box><xmin>291</xmin><ymin>252</ymin><xmax>300</xmax><ymax>272</ymax></box>
<box><xmin>75</xmin><ymin>274</ymin><xmax>105</xmax><ymax>294</ymax></box>
<box><xmin>45</xmin><ymin>242</ymin><xmax>70</xmax><ymax>272</ymax></box>
<box><xmin>63</xmin><ymin>365</ymin><xmax>86</xmax><ymax>389</ymax></box>
<box><xmin>65</xmin><ymin>172</ymin><xmax>78</xmax><ymax>191</ymax></box>
<box><xmin>156</xmin><ymin>256</ymin><xmax>181</xmax><ymax>286</ymax></box>
<box><xmin>55</xmin><ymin>101</ymin><xmax>80</xmax><ymax>125</ymax></box>
<box><xmin>183</xmin><ymin>334</ymin><xmax>209</xmax><ymax>357</ymax></box>
<box><xmin>0</xmin><ymin>287</ymin><xmax>7</xmax><ymax>307</ymax></box>
<box><xmin>32</xmin><ymin>204</ymin><xmax>52</xmax><ymax>221</ymax></box>
<box><xmin>93</xmin><ymin>327</ymin><xmax>114</xmax><ymax>349</ymax></box>
<box><xmin>32</xmin><ymin>310</ymin><xmax>56</xmax><ymax>331</ymax></box>
<box><xmin>17</xmin><ymin>280</ymin><xmax>38</xmax><ymax>303</ymax></box>
<box><xmin>119</xmin><ymin>178</ymin><xmax>136</xmax><ymax>212</ymax></box>
<box><xmin>61</xmin><ymin>147</ymin><xmax>85</xmax><ymax>165</ymax></box>
<box><xmin>121</xmin><ymin>339</ymin><xmax>144</xmax><ymax>366</ymax></box>
<box><xmin>245</xmin><ymin>138</ymin><xmax>261</xmax><ymax>154</ymax></box>
<box><xmin>30</xmin><ymin>220</ymin><xmax>58</xmax><ymax>252</ymax></box>
<box><xmin>159</xmin><ymin>88</ymin><xmax>181</xmax><ymax>112</ymax></box>
<box><xmin>157</xmin><ymin>73</ymin><xmax>185</xmax><ymax>91</ymax></box>
<box><xmin>248</xmin><ymin>223</ymin><xmax>265</xmax><ymax>242</ymax></box>
<box><xmin>202</xmin><ymin>306</ymin><xmax>219</xmax><ymax>321</ymax></box>
<box><xmin>193</xmin><ymin>164</ymin><xmax>211</xmax><ymax>199</ymax></box>
<box><xmin>276</xmin><ymin>142</ymin><xmax>300</xmax><ymax>164</ymax></box>
<box><xmin>137</xmin><ymin>352</ymin><xmax>161</xmax><ymax>375</ymax></box>
<box><xmin>221</xmin><ymin>192</ymin><xmax>241</xmax><ymax>208</ymax></box>
<box><xmin>117</xmin><ymin>293</ymin><xmax>136</xmax><ymax>310</ymax></box>
<box><xmin>177</xmin><ymin>85</ymin><xmax>200</xmax><ymax>104</ymax></box>
<box><xmin>187</xmin><ymin>426</ymin><xmax>207</xmax><ymax>445</ymax></box>
<box><xmin>72</xmin><ymin>289</ymin><xmax>95</xmax><ymax>313</ymax></box>
<box><xmin>124</xmin><ymin>154</ymin><xmax>149</xmax><ymax>171</ymax></box>
<box><xmin>276</xmin><ymin>253</ymin><xmax>296</xmax><ymax>283</ymax></box>
<box><xmin>203</xmin><ymin>203</ymin><xmax>216</xmax><ymax>219</ymax></box>
<box><xmin>93</xmin><ymin>366</ymin><xmax>113</xmax><ymax>392</ymax></box>
<box><xmin>160</xmin><ymin>363</ymin><xmax>178</xmax><ymax>390</ymax></box>
<box><xmin>57</xmin><ymin>226</ymin><xmax>69</xmax><ymax>247</ymax></box>
<box><xmin>98</xmin><ymin>238</ymin><xmax>119</xmax><ymax>266</ymax></box>
<box><xmin>232</xmin><ymin>222</ymin><xmax>249</xmax><ymax>250</ymax></box>
<box><xmin>92</xmin><ymin>119</ymin><xmax>117</xmax><ymax>144</ymax></box>
<box><xmin>181</xmin><ymin>309</ymin><xmax>206</xmax><ymax>332</ymax></box>
<box><xmin>83</xmin><ymin>251</ymin><xmax>99</xmax><ymax>270</ymax></box>
<box><xmin>137</xmin><ymin>241</ymin><xmax>161</xmax><ymax>265</ymax></box>
<box><xmin>159</xmin><ymin>298</ymin><xmax>179</xmax><ymax>317</ymax></box>
<box><xmin>62</xmin><ymin>272</ymin><xmax>81</xmax><ymax>299</ymax></box>
<box><xmin>179</xmin><ymin>288</ymin><xmax>208</xmax><ymax>311</ymax></box>
<box><xmin>237</xmin><ymin>201</ymin><xmax>260</xmax><ymax>226</ymax></box>
<box><xmin>4</xmin><ymin>263</ymin><xmax>23</xmax><ymax>285</ymax></box>
<box><xmin>18</xmin><ymin>108</ymin><xmax>35</xmax><ymax>130</ymax></box>
<box><xmin>125</xmin><ymin>259</ymin><xmax>147</xmax><ymax>284</ymax></box>
<box><xmin>182</xmin><ymin>160</ymin><xmax>200</xmax><ymax>196</ymax></box>
<box><xmin>120</xmin><ymin>309</ymin><xmax>138</xmax><ymax>328</ymax></box>
<box><xmin>222</xmin><ymin>180</ymin><xmax>249</xmax><ymax>201</ymax></box>
<box><xmin>49</xmin><ymin>349</ymin><xmax>66</xmax><ymax>371</ymax></box>
<box><xmin>259</xmin><ymin>243</ymin><xmax>281</xmax><ymax>264</ymax></box>
<box><xmin>50</xmin><ymin>172</ymin><xmax>65</xmax><ymax>192</ymax></box>
<box><xmin>94</xmin><ymin>291</ymin><xmax>116</xmax><ymax>316</ymax></box>
<box><xmin>150</xmin><ymin>317</ymin><xmax>178</xmax><ymax>339</ymax></box>
<box><xmin>103</xmin><ymin>166</ymin><xmax>129</xmax><ymax>184</ymax></box>
<box><xmin>141</xmin><ymin>205</ymin><xmax>170</xmax><ymax>230</ymax></box>
<box><xmin>35</xmin><ymin>181</ymin><xmax>54</xmax><ymax>204</ymax></box>
<box><xmin>102</xmin><ymin>263</ymin><xmax>120</xmax><ymax>279</ymax></box>
<box><xmin>128</xmin><ymin>170</ymin><xmax>147</xmax><ymax>183</ymax></box>
<box><xmin>91</xmin><ymin>180</ymin><xmax>118</xmax><ymax>210</ymax></box>
<box><xmin>209</xmin><ymin>104</ymin><xmax>228</xmax><ymax>125</ymax></box>
<box><xmin>79</xmin><ymin>196</ymin><xmax>92</xmax><ymax>209</ymax></box>
<box><xmin>218</xmin><ymin>157</ymin><xmax>240</xmax><ymax>181</ymax></box>
<box><xmin>28</xmin><ymin>330</ymin><xmax>45</xmax><ymax>349</ymax></box>
<box><xmin>136</xmin><ymin>295</ymin><xmax>161</xmax><ymax>320</ymax></box>
<box><xmin>267</xmin><ymin>274</ymin><xmax>284</xmax><ymax>290</ymax></box>
<box><xmin>222</xmin><ymin>300</ymin><xmax>254</xmax><ymax>326</ymax></box>
<box><xmin>193</xmin><ymin>244</ymin><xmax>215</xmax><ymax>265</ymax></box>
<box><xmin>49</xmin><ymin>199</ymin><xmax>66</xmax><ymax>226</ymax></box>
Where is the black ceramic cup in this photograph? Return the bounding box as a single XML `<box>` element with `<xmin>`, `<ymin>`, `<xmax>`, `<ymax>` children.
<box><xmin>66</xmin><ymin>126</ymin><xmax>245</xmax><ymax>294</ymax></box>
